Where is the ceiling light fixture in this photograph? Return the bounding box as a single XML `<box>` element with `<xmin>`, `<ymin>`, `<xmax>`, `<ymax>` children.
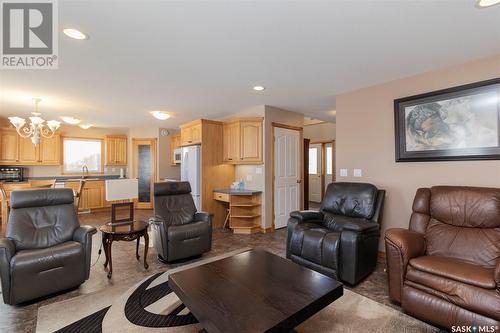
<box><xmin>150</xmin><ymin>111</ymin><xmax>171</xmax><ymax>120</ymax></box>
<box><xmin>253</xmin><ymin>85</ymin><xmax>265</xmax><ymax>91</ymax></box>
<box><xmin>475</xmin><ymin>0</ymin><xmax>500</xmax><ymax>7</ymax></box>
<box><xmin>8</xmin><ymin>98</ymin><xmax>61</xmax><ymax>145</ymax></box>
<box><xmin>79</xmin><ymin>124</ymin><xmax>93</xmax><ymax>129</ymax></box>
<box><xmin>63</xmin><ymin>28</ymin><xmax>88</xmax><ymax>40</ymax></box>
<box><xmin>61</xmin><ymin>116</ymin><xmax>82</xmax><ymax>125</ymax></box>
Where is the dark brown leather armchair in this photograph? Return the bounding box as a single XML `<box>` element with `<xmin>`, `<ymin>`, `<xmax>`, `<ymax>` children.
<box><xmin>385</xmin><ymin>186</ymin><xmax>500</xmax><ymax>329</ymax></box>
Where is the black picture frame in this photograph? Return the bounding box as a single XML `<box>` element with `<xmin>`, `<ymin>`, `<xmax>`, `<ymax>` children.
<box><xmin>394</xmin><ymin>77</ymin><xmax>500</xmax><ymax>162</ymax></box>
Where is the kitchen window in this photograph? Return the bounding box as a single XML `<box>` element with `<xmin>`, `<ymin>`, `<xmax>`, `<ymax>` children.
<box><xmin>63</xmin><ymin>138</ymin><xmax>103</xmax><ymax>173</ymax></box>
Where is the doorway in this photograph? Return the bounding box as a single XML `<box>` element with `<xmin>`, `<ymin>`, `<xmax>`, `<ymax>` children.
<box><xmin>306</xmin><ymin>140</ymin><xmax>335</xmax><ymax>209</ymax></box>
<box><xmin>273</xmin><ymin>124</ymin><xmax>303</xmax><ymax>229</ymax></box>
<box><xmin>132</xmin><ymin>138</ymin><xmax>157</xmax><ymax>209</ymax></box>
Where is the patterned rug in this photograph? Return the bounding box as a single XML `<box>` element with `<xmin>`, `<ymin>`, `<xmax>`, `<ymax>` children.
<box><xmin>37</xmin><ymin>249</ymin><xmax>438</xmax><ymax>333</ymax></box>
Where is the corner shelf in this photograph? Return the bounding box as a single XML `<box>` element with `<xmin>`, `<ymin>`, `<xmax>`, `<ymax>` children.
<box><xmin>229</xmin><ymin>193</ymin><xmax>262</xmax><ymax>234</ymax></box>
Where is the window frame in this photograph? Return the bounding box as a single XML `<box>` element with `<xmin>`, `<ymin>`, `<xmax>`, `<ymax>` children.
<box><xmin>61</xmin><ymin>136</ymin><xmax>104</xmax><ymax>175</ymax></box>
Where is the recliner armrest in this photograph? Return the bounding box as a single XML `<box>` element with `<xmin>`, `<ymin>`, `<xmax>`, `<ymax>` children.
<box><xmin>339</xmin><ymin>220</ymin><xmax>379</xmax><ymax>232</ymax></box>
<box><xmin>495</xmin><ymin>259</ymin><xmax>500</xmax><ymax>290</ymax></box>
<box><xmin>0</xmin><ymin>238</ymin><xmax>16</xmax><ymax>304</ymax></box>
<box><xmin>385</xmin><ymin>228</ymin><xmax>425</xmax><ymax>261</ymax></box>
<box><xmin>194</xmin><ymin>212</ymin><xmax>213</xmax><ymax>223</ymax></box>
<box><xmin>149</xmin><ymin>217</ymin><xmax>165</xmax><ymax>226</ymax></box>
<box><xmin>289</xmin><ymin>210</ymin><xmax>324</xmax><ymax>222</ymax></box>
<box><xmin>73</xmin><ymin>225</ymin><xmax>97</xmax><ymax>243</ymax></box>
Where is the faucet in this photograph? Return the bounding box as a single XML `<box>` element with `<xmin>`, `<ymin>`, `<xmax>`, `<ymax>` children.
<box><xmin>81</xmin><ymin>165</ymin><xmax>89</xmax><ymax>179</ymax></box>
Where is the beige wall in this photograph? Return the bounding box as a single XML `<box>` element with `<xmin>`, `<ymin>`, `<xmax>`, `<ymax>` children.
<box><xmin>304</xmin><ymin>122</ymin><xmax>336</xmax><ymax>141</ymax></box>
<box><xmin>158</xmin><ymin>128</ymin><xmax>181</xmax><ymax>180</ymax></box>
<box><xmin>336</xmin><ymin>54</ymin><xmax>500</xmax><ymax>251</ymax></box>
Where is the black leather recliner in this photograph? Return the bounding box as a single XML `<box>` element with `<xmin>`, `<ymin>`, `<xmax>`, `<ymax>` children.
<box><xmin>287</xmin><ymin>182</ymin><xmax>385</xmax><ymax>285</ymax></box>
<box><xmin>0</xmin><ymin>189</ymin><xmax>96</xmax><ymax>305</ymax></box>
<box><xmin>150</xmin><ymin>182</ymin><xmax>212</xmax><ymax>262</ymax></box>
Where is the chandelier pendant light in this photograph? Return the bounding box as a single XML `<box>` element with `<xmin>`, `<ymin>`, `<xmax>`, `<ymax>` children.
<box><xmin>8</xmin><ymin>98</ymin><xmax>61</xmax><ymax>145</ymax></box>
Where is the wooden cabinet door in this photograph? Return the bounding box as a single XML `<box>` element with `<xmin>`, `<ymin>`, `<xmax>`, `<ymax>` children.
<box><xmin>170</xmin><ymin>134</ymin><xmax>180</xmax><ymax>165</ymax></box>
<box><xmin>223</xmin><ymin>122</ymin><xmax>240</xmax><ymax>163</ymax></box>
<box><xmin>40</xmin><ymin>135</ymin><xmax>61</xmax><ymax>165</ymax></box>
<box><xmin>191</xmin><ymin>124</ymin><xmax>202</xmax><ymax>144</ymax></box>
<box><xmin>105</xmin><ymin>137</ymin><xmax>116</xmax><ymax>165</ymax></box>
<box><xmin>181</xmin><ymin>126</ymin><xmax>193</xmax><ymax>146</ymax></box>
<box><xmin>240</xmin><ymin>121</ymin><xmax>262</xmax><ymax>163</ymax></box>
<box><xmin>0</xmin><ymin>129</ymin><xmax>19</xmax><ymax>163</ymax></box>
<box><xmin>83</xmin><ymin>181</ymin><xmax>104</xmax><ymax>209</ymax></box>
<box><xmin>18</xmin><ymin>136</ymin><xmax>39</xmax><ymax>164</ymax></box>
<box><xmin>114</xmin><ymin>137</ymin><xmax>127</xmax><ymax>165</ymax></box>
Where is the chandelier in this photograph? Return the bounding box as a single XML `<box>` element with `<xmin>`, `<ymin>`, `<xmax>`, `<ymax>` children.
<box><xmin>8</xmin><ymin>98</ymin><xmax>61</xmax><ymax>145</ymax></box>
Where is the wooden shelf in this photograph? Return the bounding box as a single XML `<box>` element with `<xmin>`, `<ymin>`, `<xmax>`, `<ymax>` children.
<box><xmin>231</xmin><ymin>203</ymin><xmax>261</xmax><ymax>207</ymax></box>
<box><xmin>231</xmin><ymin>214</ymin><xmax>261</xmax><ymax>218</ymax></box>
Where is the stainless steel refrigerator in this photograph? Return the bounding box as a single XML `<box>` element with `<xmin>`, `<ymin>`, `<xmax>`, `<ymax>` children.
<box><xmin>180</xmin><ymin>145</ymin><xmax>201</xmax><ymax>210</ymax></box>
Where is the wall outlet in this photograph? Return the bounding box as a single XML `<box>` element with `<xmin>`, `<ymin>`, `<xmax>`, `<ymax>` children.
<box><xmin>340</xmin><ymin>168</ymin><xmax>348</xmax><ymax>177</ymax></box>
<box><xmin>246</xmin><ymin>174</ymin><xmax>253</xmax><ymax>181</ymax></box>
<box><xmin>353</xmin><ymin>169</ymin><xmax>362</xmax><ymax>177</ymax></box>
<box><xmin>255</xmin><ymin>166</ymin><xmax>263</xmax><ymax>175</ymax></box>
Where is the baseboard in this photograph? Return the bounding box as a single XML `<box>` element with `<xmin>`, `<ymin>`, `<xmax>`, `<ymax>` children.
<box><xmin>260</xmin><ymin>227</ymin><xmax>274</xmax><ymax>233</ymax></box>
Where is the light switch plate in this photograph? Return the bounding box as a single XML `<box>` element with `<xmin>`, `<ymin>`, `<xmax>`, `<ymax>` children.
<box><xmin>340</xmin><ymin>168</ymin><xmax>348</xmax><ymax>177</ymax></box>
<box><xmin>255</xmin><ymin>166</ymin><xmax>263</xmax><ymax>175</ymax></box>
<box><xmin>353</xmin><ymin>169</ymin><xmax>362</xmax><ymax>177</ymax></box>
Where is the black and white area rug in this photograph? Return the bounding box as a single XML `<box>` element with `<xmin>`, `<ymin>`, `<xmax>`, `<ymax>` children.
<box><xmin>36</xmin><ymin>248</ymin><xmax>438</xmax><ymax>333</ymax></box>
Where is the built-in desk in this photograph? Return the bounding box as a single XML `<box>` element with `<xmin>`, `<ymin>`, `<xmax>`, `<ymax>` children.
<box><xmin>213</xmin><ymin>188</ymin><xmax>262</xmax><ymax>234</ymax></box>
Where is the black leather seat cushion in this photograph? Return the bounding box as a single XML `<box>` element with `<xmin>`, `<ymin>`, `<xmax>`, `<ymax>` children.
<box><xmin>289</xmin><ymin>224</ymin><xmax>340</xmax><ymax>270</ymax></box>
<box><xmin>10</xmin><ymin>241</ymin><xmax>85</xmax><ymax>304</ymax></box>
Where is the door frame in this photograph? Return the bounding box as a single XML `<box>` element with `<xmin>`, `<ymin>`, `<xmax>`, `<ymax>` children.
<box><xmin>309</xmin><ymin>139</ymin><xmax>335</xmax><ymax>201</ymax></box>
<box><xmin>272</xmin><ymin>122</ymin><xmax>304</xmax><ymax>229</ymax></box>
<box><xmin>132</xmin><ymin>138</ymin><xmax>157</xmax><ymax>209</ymax></box>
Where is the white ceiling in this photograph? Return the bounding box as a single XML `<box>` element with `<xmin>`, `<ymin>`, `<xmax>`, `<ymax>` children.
<box><xmin>1</xmin><ymin>0</ymin><xmax>499</xmax><ymax>128</ymax></box>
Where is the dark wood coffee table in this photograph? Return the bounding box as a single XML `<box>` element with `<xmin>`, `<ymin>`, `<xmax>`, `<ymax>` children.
<box><xmin>99</xmin><ymin>220</ymin><xmax>149</xmax><ymax>279</ymax></box>
<box><xmin>169</xmin><ymin>249</ymin><xmax>343</xmax><ymax>333</ymax></box>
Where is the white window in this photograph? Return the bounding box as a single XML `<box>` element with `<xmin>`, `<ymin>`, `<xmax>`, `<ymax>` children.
<box><xmin>308</xmin><ymin>147</ymin><xmax>318</xmax><ymax>175</ymax></box>
<box><xmin>326</xmin><ymin>146</ymin><xmax>333</xmax><ymax>175</ymax></box>
<box><xmin>63</xmin><ymin>138</ymin><xmax>102</xmax><ymax>173</ymax></box>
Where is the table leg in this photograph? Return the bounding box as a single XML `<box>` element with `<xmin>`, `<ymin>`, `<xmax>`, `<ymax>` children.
<box><xmin>102</xmin><ymin>233</ymin><xmax>109</xmax><ymax>268</ymax></box>
<box><xmin>107</xmin><ymin>236</ymin><xmax>113</xmax><ymax>279</ymax></box>
<box><xmin>136</xmin><ymin>237</ymin><xmax>140</xmax><ymax>260</ymax></box>
<box><xmin>143</xmin><ymin>231</ymin><xmax>149</xmax><ymax>270</ymax></box>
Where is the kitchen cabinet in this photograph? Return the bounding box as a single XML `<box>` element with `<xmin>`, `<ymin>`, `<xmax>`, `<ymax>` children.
<box><xmin>65</xmin><ymin>180</ymin><xmax>126</xmax><ymax>211</ymax></box>
<box><xmin>0</xmin><ymin>129</ymin><xmax>19</xmax><ymax>163</ymax></box>
<box><xmin>0</xmin><ymin>129</ymin><xmax>61</xmax><ymax>165</ymax></box>
<box><xmin>170</xmin><ymin>134</ymin><xmax>181</xmax><ymax>165</ymax></box>
<box><xmin>222</xmin><ymin>118</ymin><xmax>263</xmax><ymax>164</ymax></box>
<box><xmin>105</xmin><ymin>135</ymin><xmax>128</xmax><ymax>165</ymax></box>
<box><xmin>180</xmin><ymin>121</ymin><xmax>202</xmax><ymax>146</ymax></box>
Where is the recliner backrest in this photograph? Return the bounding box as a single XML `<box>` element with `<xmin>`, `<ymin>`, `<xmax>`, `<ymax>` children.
<box><xmin>153</xmin><ymin>181</ymin><xmax>196</xmax><ymax>226</ymax></box>
<box><xmin>410</xmin><ymin>186</ymin><xmax>500</xmax><ymax>269</ymax></box>
<box><xmin>6</xmin><ymin>188</ymin><xmax>78</xmax><ymax>250</ymax></box>
<box><xmin>320</xmin><ymin>182</ymin><xmax>379</xmax><ymax>219</ymax></box>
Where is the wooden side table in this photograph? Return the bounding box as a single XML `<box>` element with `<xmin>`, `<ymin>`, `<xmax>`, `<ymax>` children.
<box><xmin>99</xmin><ymin>220</ymin><xmax>149</xmax><ymax>279</ymax></box>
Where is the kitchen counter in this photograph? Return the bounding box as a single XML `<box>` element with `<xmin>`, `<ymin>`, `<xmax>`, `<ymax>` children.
<box><xmin>213</xmin><ymin>188</ymin><xmax>262</xmax><ymax>195</ymax></box>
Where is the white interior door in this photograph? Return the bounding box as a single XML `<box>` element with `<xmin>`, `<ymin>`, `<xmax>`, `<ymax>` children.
<box><xmin>308</xmin><ymin>144</ymin><xmax>322</xmax><ymax>203</ymax></box>
<box><xmin>325</xmin><ymin>143</ymin><xmax>333</xmax><ymax>189</ymax></box>
<box><xmin>274</xmin><ymin>127</ymin><xmax>300</xmax><ymax>229</ymax></box>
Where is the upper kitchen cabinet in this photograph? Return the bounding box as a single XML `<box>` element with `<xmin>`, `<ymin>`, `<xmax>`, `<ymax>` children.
<box><xmin>105</xmin><ymin>135</ymin><xmax>128</xmax><ymax>165</ymax></box>
<box><xmin>170</xmin><ymin>134</ymin><xmax>181</xmax><ymax>165</ymax></box>
<box><xmin>0</xmin><ymin>129</ymin><xmax>19</xmax><ymax>164</ymax></box>
<box><xmin>180</xmin><ymin>120</ymin><xmax>202</xmax><ymax>146</ymax></box>
<box><xmin>0</xmin><ymin>129</ymin><xmax>61</xmax><ymax>165</ymax></box>
<box><xmin>223</xmin><ymin>118</ymin><xmax>263</xmax><ymax>164</ymax></box>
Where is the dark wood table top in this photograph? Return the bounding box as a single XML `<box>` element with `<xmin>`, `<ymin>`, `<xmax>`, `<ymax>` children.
<box><xmin>99</xmin><ymin>220</ymin><xmax>148</xmax><ymax>235</ymax></box>
<box><xmin>169</xmin><ymin>248</ymin><xmax>343</xmax><ymax>333</ymax></box>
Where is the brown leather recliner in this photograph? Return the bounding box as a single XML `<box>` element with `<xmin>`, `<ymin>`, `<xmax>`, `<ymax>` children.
<box><xmin>385</xmin><ymin>186</ymin><xmax>500</xmax><ymax>329</ymax></box>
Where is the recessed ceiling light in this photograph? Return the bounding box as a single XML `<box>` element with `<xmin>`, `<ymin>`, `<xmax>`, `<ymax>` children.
<box><xmin>150</xmin><ymin>111</ymin><xmax>171</xmax><ymax>120</ymax></box>
<box><xmin>79</xmin><ymin>124</ymin><xmax>93</xmax><ymax>129</ymax></box>
<box><xmin>475</xmin><ymin>0</ymin><xmax>500</xmax><ymax>7</ymax></box>
<box><xmin>253</xmin><ymin>85</ymin><xmax>265</xmax><ymax>91</ymax></box>
<box><xmin>61</xmin><ymin>116</ymin><xmax>82</xmax><ymax>125</ymax></box>
<box><xmin>63</xmin><ymin>28</ymin><xmax>88</xmax><ymax>40</ymax></box>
